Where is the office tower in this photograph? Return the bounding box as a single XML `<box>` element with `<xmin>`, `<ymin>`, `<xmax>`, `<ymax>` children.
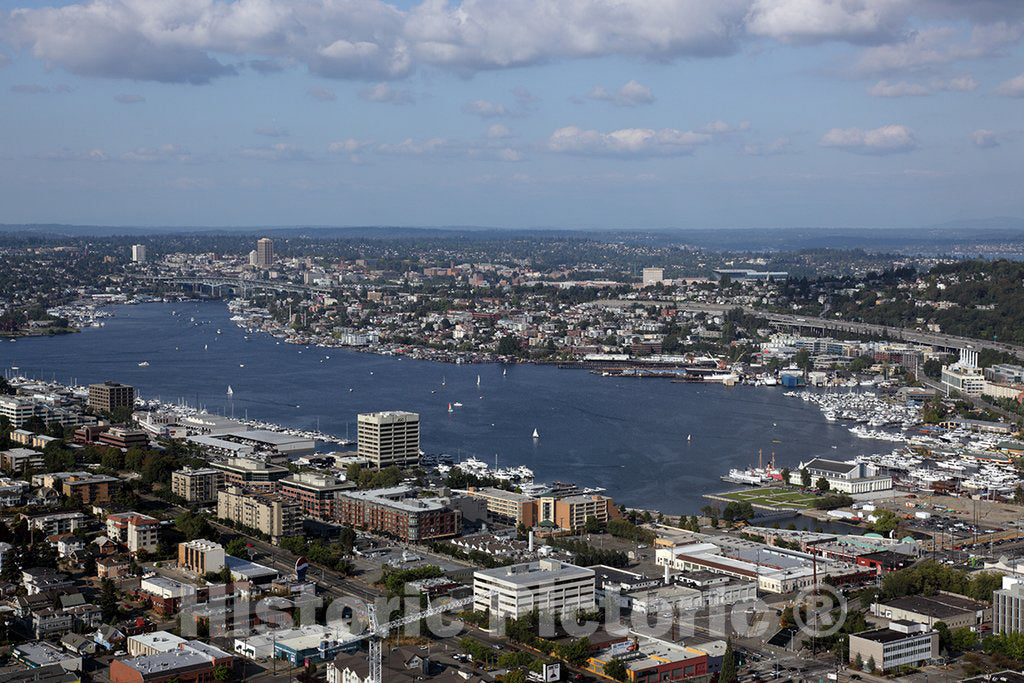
<box><xmin>357</xmin><ymin>411</ymin><xmax>420</xmax><ymax>469</ymax></box>
<box><xmin>88</xmin><ymin>381</ymin><xmax>135</xmax><ymax>413</ymax></box>
<box><xmin>131</xmin><ymin>244</ymin><xmax>147</xmax><ymax>262</ymax></box>
<box><xmin>256</xmin><ymin>237</ymin><xmax>274</xmax><ymax>266</ymax></box>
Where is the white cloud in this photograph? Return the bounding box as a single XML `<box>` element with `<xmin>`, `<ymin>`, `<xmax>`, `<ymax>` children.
<box><xmin>239</xmin><ymin>143</ymin><xmax>310</xmax><ymax>161</ymax></box>
<box><xmin>586</xmin><ymin>80</ymin><xmax>655</xmax><ymax>106</ymax></box>
<box><xmin>327</xmin><ymin>139</ymin><xmax>373</xmax><ymax>154</ymax></box>
<box><xmin>995</xmin><ymin>73</ymin><xmax>1024</xmax><ymax>97</ymax></box>
<box><xmin>547</xmin><ymin>126</ymin><xmax>711</xmax><ymax>157</ymax></box>
<box><xmin>361</xmin><ymin>82</ymin><xmax>415</xmax><ymax>104</ymax></box>
<box><xmin>851</xmin><ymin>22</ymin><xmax>1024</xmax><ymax>77</ymax></box>
<box><xmin>462</xmin><ymin>100</ymin><xmax>509</xmax><ymax>118</ymax></box>
<box><xmin>868</xmin><ymin>75</ymin><xmax>977</xmax><ymax>96</ymax></box>
<box><xmin>970</xmin><ymin>129</ymin><xmax>1000</xmax><ymax>148</ymax></box>
<box><xmin>119</xmin><ymin>144</ymin><xmax>191</xmax><ymax>162</ymax></box>
<box><xmin>819</xmin><ymin>124</ymin><xmax>919</xmax><ymax>154</ymax></box>
<box><xmin>254</xmin><ymin>126</ymin><xmax>289</xmax><ymax>138</ymax></box>
<box><xmin>114</xmin><ymin>93</ymin><xmax>145</xmax><ymax>103</ymax></box>
<box><xmin>307</xmin><ymin>87</ymin><xmax>336</xmax><ymax>102</ymax></box>
<box><xmin>744</xmin><ymin>137</ymin><xmax>792</xmax><ymax>156</ymax></box>
<box><xmin>745</xmin><ymin>0</ymin><xmax>913</xmax><ymax>44</ymax></box>
<box><xmin>486</xmin><ymin>124</ymin><xmax>512</xmax><ymax>139</ymax></box>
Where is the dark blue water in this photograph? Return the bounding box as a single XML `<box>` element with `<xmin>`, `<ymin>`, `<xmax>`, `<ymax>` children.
<box><xmin>0</xmin><ymin>302</ymin><xmax>892</xmax><ymax>514</ymax></box>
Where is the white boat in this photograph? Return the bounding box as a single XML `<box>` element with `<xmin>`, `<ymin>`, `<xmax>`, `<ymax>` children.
<box><xmin>227</xmin><ymin>386</ymin><xmax>234</xmax><ymax>396</ymax></box>
<box><xmin>239</xmin><ymin>364</ymin><xmax>245</xmax><ymax>368</ymax></box>
<box><xmin>532</xmin><ymin>428</ymin><xmax>539</xmax><ymax>439</ymax></box>
<box><xmin>138</xmin><ymin>361</ymin><xmax>149</xmax><ymax>367</ymax></box>
<box><xmin>477</xmin><ymin>375</ymin><xmax>481</xmax><ymax>387</ymax></box>
<box><xmin>453</xmin><ymin>402</ymin><xmax>463</xmax><ymax>407</ymax></box>
<box><xmin>503</xmin><ymin>368</ymin><xmax>507</xmax><ymax>377</ymax></box>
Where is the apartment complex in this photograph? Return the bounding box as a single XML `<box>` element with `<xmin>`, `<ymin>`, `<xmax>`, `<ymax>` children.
<box><xmin>848</xmin><ymin>621</ymin><xmax>938</xmax><ymax>671</ymax></box>
<box><xmin>131</xmin><ymin>244</ymin><xmax>147</xmax><ymax>262</ymax></box>
<box><xmin>335</xmin><ymin>486</ymin><xmax>459</xmax><ymax>542</ymax></box>
<box><xmin>466</xmin><ymin>487</ymin><xmax>538</xmax><ymax>527</ymax></box>
<box><xmin>1</xmin><ymin>447</ymin><xmax>44</xmax><ymax>474</ymax></box>
<box><xmin>357</xmin><ymin>411</ymin><xmax>420</xmax><ymax>469</ymax></box>
<box><xmin>61</xmin><ymin>474</ymin><xmax>121</xmax><ymax>504</ymax></box>
<box><xmin>538</xmin><ymin>494</ymin><xmax>618</xmax><ymax>532</ymax></box>
<box><xmin>279</xmin><ymin>472</ymin><xmax>351</xmax><ymax>520</ymax></box>
<box><xmin>87</xmin><ymin>382</ymin><xmax>135</xmax><ymax>414</ymax></box>
<box><xmin>170</xmin><ymin>467</ymin><xmax>224</xmax><ymax>504</ymax></box>
<box><xmin>106</xmin><ymin>512</ymin><xmax>160</xmax><ymax>554</ymax></box>
<box><xmin>255</xmin><ymin>237</ymin><xmax>274</xmax><ymax>266</ymax></box>
<box><xmin>216</xmin><ymin>486</ymin><xmax>302</xmax><ymax>543</ymax></box>
<box><xmin>211</xmin><ymin>457</ymin><xmax>289</xmax><ymax>493</ymax></box>
<box><xmin>178</xmin><ymin>540</ymin><xmax>226</xmax><ymax>575</ymax></box>
<box><xmin>473</xmin><ymin>559</ymin><xmax>595</xmax><ymax>620</ymax></box>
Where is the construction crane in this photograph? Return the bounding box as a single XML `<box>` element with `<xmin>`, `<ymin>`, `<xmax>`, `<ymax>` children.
<box><xmin>334</xmin><ymin>597</ymin><xmax>473</xmax><ymax>683</ymax></box>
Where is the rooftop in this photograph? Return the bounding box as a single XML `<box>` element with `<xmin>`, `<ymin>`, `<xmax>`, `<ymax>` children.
<box><xmin>475</xmin><ymin>559</ymin><xmax>593</xmax><ymax>586</ymax></box>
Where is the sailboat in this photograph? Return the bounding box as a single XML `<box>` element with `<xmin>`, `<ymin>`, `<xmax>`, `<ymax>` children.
<box><xmin>204</xmin><ymin>344</ymin><xmax>208</xmax><ymax>350</ymax></box>
<box><xmin>687</xmin><ymin>434</ymin><xmax>692</xmax><ymax>442</ymax></box>
<box><xmin>503</xmin><ymin>368</ymin><xmax>507</xmax><ymax>377</ymax></box>
<box><xmin>476</xmin><ymin>374</ymin><xmax>481</xmax><ymax>387</ymax></box>
<box><xmin>441</xmin><ymin>376</ymin><xmax>446</xmax><ymax>386</ymax></box>
<box><xmin>448</xmin><ymin>403</ymin><xmax>453</xmax><ymax>414</ymax></box>
<box><xmin>137</xmin><ymin>361</ymin><xmax>149</xmax><ymax>367</ymax></box>
<box><xmin>532</xmin><ymin>428</ymin><xmax>539</xmax><ymax>439</ymax></box>
<box><xmin>227</xmin><ymin>385</ymin><xmax>233</xmax><ymax>397</ymax></box>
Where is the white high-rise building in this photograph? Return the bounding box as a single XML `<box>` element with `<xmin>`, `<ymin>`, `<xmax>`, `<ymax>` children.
<box><xmin>357</xmin><ymin>411</ymin><xmax>420</xmax><ymax>469</ymax></box>
<box><xmin>131</xmin><ymin>244</ymin><xmax>147</xmax><ymax>262</ymax></box>
<box><xmin>642</xmin><ymin>267</ymin><xmax>664</xmax><ymax>286</ymax></box>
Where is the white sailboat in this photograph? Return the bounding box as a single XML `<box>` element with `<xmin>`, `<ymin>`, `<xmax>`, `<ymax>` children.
<box><xmin>476</xmin><ymin>374</ymin><xmax>481</xmax><ymax>387</ymax></box>
<box><xmin>687</xmin><ymin>434</ymin><xmax>692</xmax><ymax>442</ymax></box>
<box><xmin>448</xmin><ymin>402</ymin><xmax>453</xmax><ymax>414</ymax></box>
<box><xmin>137</xmin><ymin>361</ymin><xmax>149</xmax><ymax>367</ymax></box>
<box><xmin>532</xmin><ymin>428</ymin><xmax>539</xmax><ymax>439</ymax></box>
<box><xmin>503</xmin><ymin>368</ymin><xmax>507</xmax><ymax>377</ymax></box>
<box><xmin>442</xmin><ymin>375</ymin><xmax>446</xmax><ymax>386</ymax></box>
<box><xmin>227</xmin><ymin>385</ymin><xmax>234</xmax><ymax>397</ymax></box>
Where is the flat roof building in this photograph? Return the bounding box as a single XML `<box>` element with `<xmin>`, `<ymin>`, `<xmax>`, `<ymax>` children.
<box><xmin>171</xmin><ymin>467</ymin><xmax>224</xmax><ymax>504</ymax></box>
<box><xmin>335</xmin><ymin>486</ymin><xmax>459</xmax><ymax>542</ymax></box>
<box><xmin>178</xmin><ymin>539</ymin><xmax>226</xmax><ymax>575</ymax></box>
<box><xmin>87</xmin><ymin>382</ymin><xmax>135</xmax><ymax>414</ymax></box>
<box><xmin>473</xmin><ymin>559</ymin><xmax>595</xmax><ymax>620</ymax></box>
<box><xmin>217</xmin><ymin>486</ymin><xmax>302</xmax><ymax>544</ymax></box>
<box><xmin>848</xmin><ymin>621</ymin><xmax>937</xmax><ymax>672</ymax></box>
<box><xmin>357</xmin><ymin>411</ymin><xmax>420</xmax><ymax>469</ymax></box>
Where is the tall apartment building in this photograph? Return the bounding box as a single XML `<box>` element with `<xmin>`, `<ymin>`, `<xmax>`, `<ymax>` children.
<box><xmin>106</xmin><ymin>512</ymin><xmax>160</xmax><ymax>554</ymax></box>
<box><xmin>178</xmin><ymin>539</ymin><xmax>226</xmax><ymax>575</ymax></box>
<box><xmin>279</xmin><ymin>472</ymin><xmax>351</xmax><ymax>520</ymax></box>
<box><xmin>473</xmin><ymin>559</ymin><xmax>596</xmax><ymax>620</ymax></box>
<box><xmin>131</xmin><ymin>244</ymin><xmax>147</xmax><ymax>262</ymax></box>
<box><xmin>212</xmin><ymin>457</ymin><xmax>290</xmax><ymax>493</ymax></box>
<box><xmin>217</xmin><ymin>486</ymin><xmax>302</xmax><ymax>543</ymax></box>
<box><xmin>171</xmin><ymin>467</ymin><xmax>224</xmax><ymax>503</ymax></box>
<box><xmin>256</xmin><ymin>237</ymin><xmax>274</xmax><ymax>266</ymax></box>
<box><xmin>87</xmin><ymin>382</ymin><xmax>135</xmax><ymax>414</ymax></box>
<box><xmin>61</xmin><ymin>474</ymin><xmax>121</xmax><ymax>504</ymax></box>
<box><xmin>357</xmin><ymin>411</ymin><xmax>420</xmax><ymax>469</ymax></box>
<box><xmin>335</xmin><ymin>486</ymin><xmax>459</xmax><ymax>542</ymax></box>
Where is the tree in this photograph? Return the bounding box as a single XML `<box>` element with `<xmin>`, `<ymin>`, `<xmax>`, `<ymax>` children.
<box><xmin>815</xmin><ymin>476</ymin><xmax>831</xmax><ymax>493</ymax></box>
<box><xmin>557</xmin><ymin>638</ymin><xmax>590</xmax><ymax>667</ymax></box>
<box><xmin>225</xmin><ymin>538</ymin><xmax>248</xmax><ymax>557</ymax></box>
<box><xmin>497</xmin><ymin>336</ymin><xmax>521</xmax><ymax>356</ymax></box>
<box><xmin>212</xmin><ymin>664</ymin><xmax>231</xmax><ymax>681</ymax></box>
<box><xmin>800</xmin><ymin>468</ymin><xmax>811</xmax><ymax>488</ymax></box>
<box><xmin>583</xmin><ymin>516</ymin><xmax>601</xmax><ymax>534</ymax></box>
<box><xmin>100</xmin><ymin>578</ymin><xmax>119</xmax><ymax>622</ymax></box>
<box><xmin>853</xmin><ymin>653</ymin><xmax>863</xmax><ymax>671</ymax></box>
<box><xmin>780</xmin><ymin>468</ymin><xmax>791</xmax><ymax>486</ymax></box>
<box><xmin>866</xmin><ymin>655</ymin><xmax>876</xmax><ymax>673</ymax></box>
<box><xmin>869</xmin><ymin>509</ymin><xmax>900</xmax><ymax>536</ymax></box>
<box><xmin>603</xmin><ymin>658</ymin><xmax>627</xmax><ymax>682</ymax></box>
<box><xmin>719</xmin><ymin>640</ymin><xmax>738</xmax><ymax>683</ymax></box>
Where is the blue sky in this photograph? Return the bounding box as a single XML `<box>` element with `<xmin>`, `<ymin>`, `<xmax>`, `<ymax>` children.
<box><xmin>1</xmin><ymin>0</ymin><xmax>1022</xmax><ymax>229</ymax></box>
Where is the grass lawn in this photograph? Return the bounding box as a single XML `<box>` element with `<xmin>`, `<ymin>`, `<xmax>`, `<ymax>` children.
<box><xmin>717</xmin><ymin>487</ymin><xmax>820</xmax><ymax>508</ymax></box>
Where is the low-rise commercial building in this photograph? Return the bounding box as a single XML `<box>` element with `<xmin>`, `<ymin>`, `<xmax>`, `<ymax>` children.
<box><xmin>585</xmin><ymin>636</ymin><xmax>711</xmax><ymax>683</ymax></box>
<box><xmin>335</xmin><ymin>486</ymin><xmax>459</xmax><ymax>542</ymax></box>
<box><xmin>211</xmin><ymin>457</ymin><xmax>289</xmax><ymax>493</ymax></box>
<box><xmin>791</xmin><ymin>458</ymin><xmax>892</xmax><ymax>494</ymax></box>
<box><xmin>872</xmin><ymin>593</ymin><xmax>990</xmax><ymax>630</ymax></box>
<box><xmin>111</xmin><ymin>640</ymin><xmax>234</xmax><ymax>683</ymax></box>
<box><xmin>473</xmin><ymin>559</ymin><xmax>595</xmax><ymax>620</ymax></box>
<box><xmin>848</xmin><ymin>621</ymin><xmax>938</xmax><ymax>671</ymax></box>
<box><xmin>217</xmin><ymin>486</ymin><xmax>302</xmax><ymax>543</ymax></box>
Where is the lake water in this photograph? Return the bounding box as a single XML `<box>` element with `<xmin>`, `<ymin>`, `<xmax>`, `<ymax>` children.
<box><xmin>0</xmin><ymin>301</ymin><xmax>893</xmax><ymax>514</ymax></box>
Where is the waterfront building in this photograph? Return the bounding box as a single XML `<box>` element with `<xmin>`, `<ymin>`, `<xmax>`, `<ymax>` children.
<box><xmin>187</xmin><ymin>430</ymin><xmax>314</xmax><ymax>459</ymax></box>
<box><xmin>178</xmin><ymin>539</ymin><xmax>226</xmax><ymax>575</ymax></box>
<box><xmin>537</xmin><ymin>493</ymin><xmax>619</xmax><ymax>532</ymax></box>
<box><xmin>847</xmin><ymin>621</ymin><xmax>938</xmax><ymax>671</ymax></box>
<box><xmin>256</xmin><ymin>237</ymin><xmax>274</xmax><ymax>266</ymax></box>
<box><xmin>131</xmin><ymin>244</ymin><xmax>146</xmax><ymax>263</ymax></box>
<box><xmin>211</xmin><ymin>457</ymin><xmax>290</xmax><ymax>493</ymax></box>
<box><xmin>335</xmin><ymin>486</ymin><xmax>459</xmax><ymax>542</ymax></box>
<box><xmin>171</xmin><ymin>467</ymin><xmax>224</xmax><ymax>504</ymax></box>
<box><xmin>465</xmin><ymin>487</ymin><xmax>538</xmax><ymax>527</ymax></box>
<box><xmin>279</xmin><ymin>472</ymin><xmax>352</xmax><ymax>520</ymax></box>
<box><xmin>791</xmin><ymin>458</ymin><xmax>892</xmax><ymax>494</ymax></box>
<box><xmin>87</xmin><ymin>382</ymin><xmax>135</xmax><ymax>414</ymax></box>
<box><xmin>106</xmin><ymin>512</ymin><xmax>160</xmax><ymax>555</ymax></box>
<box><xmin>472</xmin><ymin>559</ymin><xmax>595</xmax><ymax>619</ymax></box>
<box><xmin>941</xmin><ymin>348</ymin><xmax>986</xmax><ymax>397</ymax></box>
<box><xmin>216</xmin><ymin>486</ymin><xmax>302</xmax><ymax>543</ymax></box>
<box><xmin>357</xmin><ymin>411</ymin><xmax>420</xmax><ymax>469</ymax></box>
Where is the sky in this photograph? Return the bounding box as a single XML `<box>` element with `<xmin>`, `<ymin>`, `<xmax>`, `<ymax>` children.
<box><xmin>0</xmin><ymin>0</ymin><xmax>1022</xmax><ymax>230</ymax></box>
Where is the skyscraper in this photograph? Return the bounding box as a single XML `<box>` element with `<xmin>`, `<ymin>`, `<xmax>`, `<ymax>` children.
<box><xmin>357</xmin><ymin>411</ymin><xmax>420</xmax><ymax>469</ymax></box>
<box><xmin>131</xmin><ymin>244</ymin><xmax>147</xmax><ymax>262</ymax></box>
<box><xmin>256</xmin><ymin>237</ymin><xmax>274</xmax><ymax>266</ymax></box>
